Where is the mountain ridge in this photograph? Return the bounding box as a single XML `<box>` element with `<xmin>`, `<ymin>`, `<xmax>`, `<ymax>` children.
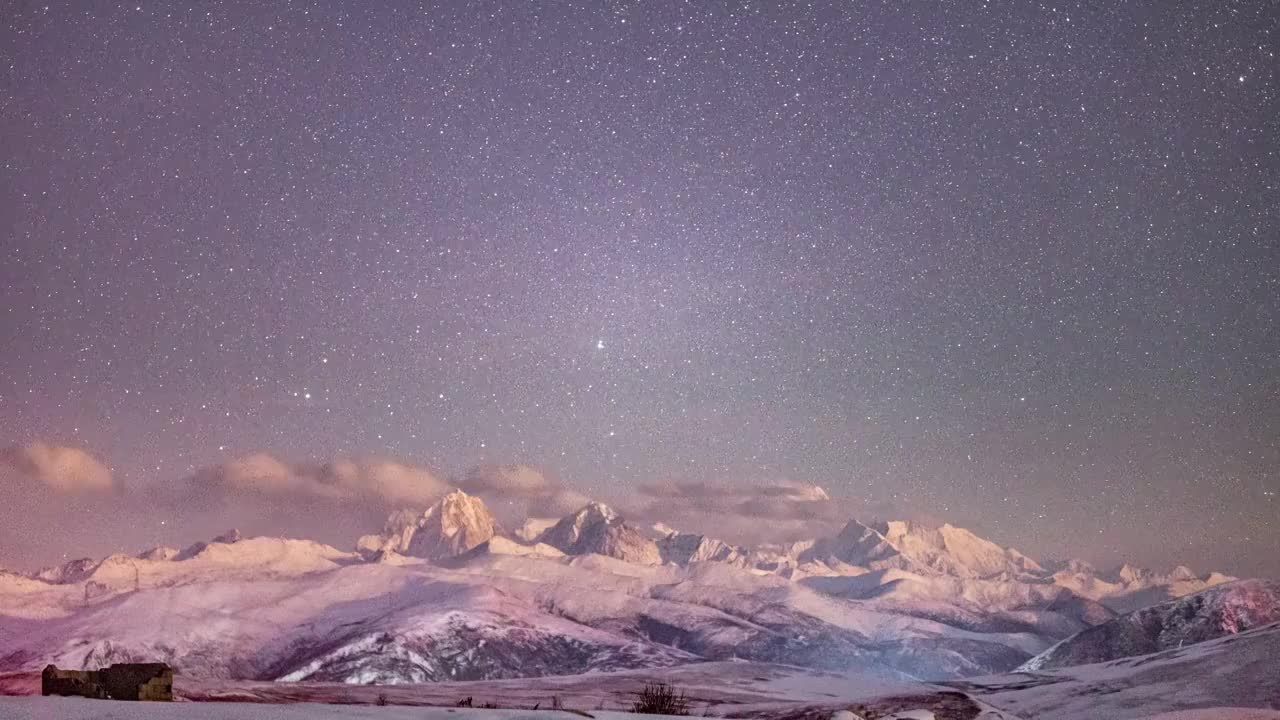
<box><xmin>0</xmin><ymin>490</ymin><xmax>1253</xmax><ymax>687</ymax></box>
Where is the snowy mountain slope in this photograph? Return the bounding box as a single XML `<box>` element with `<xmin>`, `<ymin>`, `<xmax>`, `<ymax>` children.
<box><xmin>951</xmin><ymin>621</ymin><xmax>1280</xmax><ymax>720</ymax></box>
<box><xmin>0</xmin><ymin>536</ymin><xmax>358</xmax><ymax>623</ymax></box>
<box><xmin>1048</xmin><ymin>561</ymin><xmax>1235</xmax><ymax>613</ymax></box>
<box><xmin>437</xmin><ymin>551</ymin><xmax>1047</xmax><ymax>679</ymax></box>
<box><xmin>0</xmin><ymin>499</ymin><xmax>1261</xmax><ymax>689</ymax></box>
<box><xmin>0</xmin><ymin>555</ymin><xmax>693</xmax><ymax>683</ymax></box>
<box><xmin>1020</xmin><ymin>579</ymin><xmax>1280</xmax><ymax>670</ymax></box>
<box><xmin>455</xmin><ymin>537</ymin><xmax>566</xmax><ymax>560</ymax></box>
<box><xmin>32</xmin><ymin>558</ymin><xmax>98</xmax><ymax>584</ymax></box>
<box><xmin>800</xmin><ymin>567</ymin><xmax>1117</xmax><ymax>640</ymax></box>
<box><xmin>0</xmin><ymin>532</ymin><xmax>1052</xmax><ymax>682</ymax></box>
<box><xmin>268</xmin><ymin>585</ymin><xmax>695</xmax><ymax>683</ymax></box>
<box><xmin>799</xmin><ymin>520</ymin><xmax>1044</xmax><ymax>580</ymax></box>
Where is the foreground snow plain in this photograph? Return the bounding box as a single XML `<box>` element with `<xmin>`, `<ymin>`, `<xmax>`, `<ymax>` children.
<box><xmin>2</xmin><ymin>696</ymin><xmax>1278</xmax><ymax>720</ymax></box>
<box><xmin>0</xmin><ymin>698</ymin><xmax>693</xmax><ymax>720</ymax></box>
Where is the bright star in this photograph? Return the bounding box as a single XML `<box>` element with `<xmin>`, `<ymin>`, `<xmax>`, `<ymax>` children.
<box><xmin>596</xmin><ymin>339</ymin><xmax>605</xmax><ymax>350</ymax></box>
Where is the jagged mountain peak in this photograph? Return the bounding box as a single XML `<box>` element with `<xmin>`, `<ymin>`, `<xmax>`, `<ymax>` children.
<box><xmin>358</xmin><ymin>489</ymin><xmax>499</xmax><ymax>561</ymax></box>
<box><xmin>420</xmin><ymin>489</ymin><xmax>496</xmax><ymax>531</ymax></box>
<box><xmin>538</xmin><ymin>501</ymin><xmax>660</xmax><ymax>565</ymax></box>
<box><xmin>538</xmin><ymin>502</ymin><xmax>620</xmax><ymax>546</ymax></box>
<box><xmin>650</xmin><ymin>521</ymin><xmax>678</xmax><ymax>538</ymax></box>
<box><xmin>136</xmin><ymin>546</ymin><xmax>179</xmax><ymax>562</ymax></box>
<box><xmin>434</xmin><ymin>487</ymin><xmax>482</xmax><ymax>505</ymax></box>
<box><xmin>573</xmin><ymin>500</ymin><xmax>620</xmax><ymax>523</ymax></box>
<box><xmin>175</xmin><ymin>528</ymin><xmax>242</xmax><ymax>561</ymax></box>
<box><xmin>657</xmin><ymin>532</ymin><xmax>746</xmax><ymax>566</ymax></box>
<box><xmin>409</xmin><ymin>489</ymin><xmax>499</xmax><ymax>558</ymax></box>
<box><xmin>1110</xmin><ymin>562</ymin><xmax>1153</xmax><ymax>584</ymax></box>
<box><xmin>33</xmin><ymin>557</ymin><xmax>98</xmax><ymax>584</ymax></box>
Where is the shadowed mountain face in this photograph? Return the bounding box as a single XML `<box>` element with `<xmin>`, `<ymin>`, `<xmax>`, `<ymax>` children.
<box><xmin>536</xmin><ymin>503</ymin><xmax>661</xmax><ymax>565</ymax></box>
<box><xmin>956</xmin><ymin>622</ymin><xmax>1280</xmax><ymax>720</ymax></box>
<box><xmin>1022</xmin><ymin>579</ymin><xmax>1280</xmax><ymax>670</ymax></box>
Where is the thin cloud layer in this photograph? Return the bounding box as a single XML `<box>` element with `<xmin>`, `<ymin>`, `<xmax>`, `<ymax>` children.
<box><xmin>0</xmin><ymin>442</ymin><xmax>113</xmax><ymax>493</ymax></box>
<box><xmin>1</xmin><ymin>443</ymin><xmax>123</xmax><ymax>571</ymax></box>
<box><xmin>0</xmin><ymin>442</ymin><xmax>895</xmax><ymax>571</ymax></box>
<box><xmin>0</xmin><ymin>445</ymin><xmax>457</xmax><ymax>571</ymax></box>
<box><xmin>635</xmin><ymin>479</ymin><xmax>839</xmax><ymax>520</ymax></box>
<box><xmin>457</xmin><ymin>464</ymin><xmax>591</xmax><ymax>521</ymax></box>
<box><xmin>628</xmin><ymin>479</ymin><xmax>905</xmax><ymax>545</ymax></box>
<box><xmin>196</xmin><ymin>453</ymin><xmax>451</xmax><ymax>506</ymax></box>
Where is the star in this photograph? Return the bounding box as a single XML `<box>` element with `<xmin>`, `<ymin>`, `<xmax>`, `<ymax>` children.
<box><xmin>0</xmin><ymin>0</ymin><xmax>1274</xmax><ymax>578</ymax></box>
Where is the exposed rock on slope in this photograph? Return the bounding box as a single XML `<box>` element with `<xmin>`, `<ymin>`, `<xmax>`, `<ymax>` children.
<box><xmin>175</xmin><ymin>529</ymin><xmax>243</xmax><ymax>561</ymax></box>
<box><xmin>1021</xmin><ymin>579</ymin><xmax>1280</xmax><ymax>670</ymax></box>
<box><xmin>357</xmin><ymin>490</ymin><xmax>498</xmax><ymax>560</ymax></box>
<box><xmin>33</xmin><ymin>558</ymin><xmax>98</xmax><ymax>585</ymax></box>
<box><xmin>538</xmin><ymin>502</ymin><xmax>661</xmax><ymax>565</ymax></box>
<box><xmin>958</xmin><ymin>621</ymin><xmax>1280</xmax><ymax>720</ymax></box>
<box><xmin>136</xmin><ymin>546</ymin><xmax>179</xmax><ymax>561</ymax></box>
<box><xmin>656</xmin><ymin>532</ymin><xmax>746</xmax><ymax>565</ymax></box>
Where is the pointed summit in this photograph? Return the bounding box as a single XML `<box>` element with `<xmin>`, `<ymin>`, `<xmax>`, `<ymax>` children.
<box><xmin>538</xmin><ymin>501</ymin><xmax>618</xmax><ymax>550</ymax></box>
<box><xmin>1111</xmin><ymin>563</ymin><xmax>1154</xmax><ymax>585</ymax></box>
<box><xmin>358</xmin><ymin>490</ymin><xmax>499</xmax><ymax>561</ymax></box>
<box><xmin>407</xmin><ymin>490</ymin><xmax>499</xmax><ymax>558</ymax></box>
<box><xmin>538</xmin><ymin>502</ymin><xmax>660</xmax><ymax>565</ymax></box>
<box><xmin>657</xmin><ymin>532</ymin><xmax>745</xmax><ymax>565</ymax></box>
<box><xmin>175</xmin><ymin>529</ymin><xmax>244</xmax><ymax>561</ymax></box>
<box><xmin>33</xmin><ymin>558</ymin><xmax>98</xmax><ymax>584</ymax></box>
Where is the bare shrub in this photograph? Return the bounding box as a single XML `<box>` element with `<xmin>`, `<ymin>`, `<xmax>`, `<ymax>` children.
<box><xmin>631</xmin><ymin>682</ymin><xmax>690</xmax><ymax>715</ymax></box>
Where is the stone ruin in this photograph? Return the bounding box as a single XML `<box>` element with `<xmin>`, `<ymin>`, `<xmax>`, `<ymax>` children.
<box><xmin>42</xmin><ymin>662</ymin><xmax>173</xmax><ymax>701</ymax></box>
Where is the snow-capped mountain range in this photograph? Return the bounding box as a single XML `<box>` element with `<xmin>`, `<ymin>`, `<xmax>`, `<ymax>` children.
<box><xmin>0</xmin><ymin>490</ymin><xmax>1249</xmax><ymax>686</ymax></box>
<box><xmin>1019</xmin><ymin>577</ymin><xmax>1280</xmax><ymax>670</ymax></box>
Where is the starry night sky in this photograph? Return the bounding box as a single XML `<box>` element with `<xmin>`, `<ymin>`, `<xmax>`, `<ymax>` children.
<box><xmin>2</xmin><ymin>1</ymin><xmax>1277</xmax><ymax>575</ymax></box>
